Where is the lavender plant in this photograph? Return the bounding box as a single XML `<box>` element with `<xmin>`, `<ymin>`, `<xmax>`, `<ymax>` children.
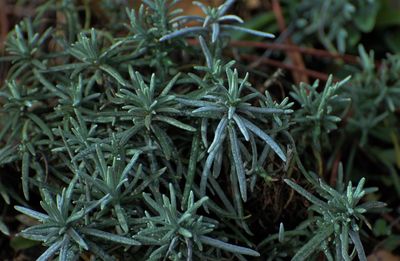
<box><xmin>285</xmin><ymin>0</ymin><xmax>379</xmax><ymax>53</ymax></box>
<box><xmin>284</xmin><ymin>164</ymin><xmax>386</xmax><ymax>261</ymax></box>
<box><xmin>0</xmin><ymin>0</ymin><xmax>388</xmax><ymax>260</ymax></box>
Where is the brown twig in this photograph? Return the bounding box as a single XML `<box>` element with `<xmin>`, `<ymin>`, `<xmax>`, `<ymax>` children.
<box><xmin>241</xmin><ymin>54</ymin><xmax>335</xmax><ymax>82</ymax></box>
<box><xmin>329</xmin><ymin>152</ymin><xmax>341</xmax><ymax>186</ymax></box>
<box><xmin>229</xmin><ymin>40</ymin><xmax>360</xmax><ymax>64</ymax></box>
<box><xmin>186</xmin><ymin>38</ymin><xmax>361</xmax><ymax>65</ymax></box>
<box><xmin>187</xmin><ymin>38</ymin><xmax>339</xmax><ymax>81</ymax></box>
<box><xmin>0</xmin><ymin>0</ymin><xmax>9</xmax><ymax>50</ymax></box>
<box><xmin>271</xmin><ymin>0</ymin><xmax>308</xmax><ymax>84</ymax></box>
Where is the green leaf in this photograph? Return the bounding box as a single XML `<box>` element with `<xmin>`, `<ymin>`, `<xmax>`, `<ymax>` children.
<box><xmin>278</xmin><ymin>223</ymin><xmax>284</xmax><ymax>243</ymax></box>
<box><xmin>241</xmin><ymin>118</ymin><xmax>286</xmax><ymax>162</ymax></box>
<box><xmin>100</xmin><ymin>64</ymin><xmax>127</xmax><ymax>86</ymax></box>
<box><xmin>152</xmin><ymin>125</ymin><xmax>173</xmax><ymax>160</ymax></box>
<box><xmin>349</xmin><ymin>230</ymin><xmax>367</xmax><ymax>261</ymax></box>
<box><xmin>0</xmin><ymin>182</ymin><xmax>10</xmax><ymax>205</ymax></box>
<box><xmin>0</xmin><ymin>219</ymin><xmax>10</xmax><ymax>236</ymax></box>
<box><xmin>156</xmin><ymin>116</ymin><xmax>196</xmax><ymax>132</ymax></box>
<box><xmin>115</xmin><ymin>204</ymin><xmax>129</xmax><ymax>233</ymax></box>
<box><xmin>68</xmin><ymin>228</ymin><xmax>89</xmax><ymax>250</ymax></box>
<box><xmin>200</xmin><ymin>139</ymin><xmax>224</xmax><ymax>197</ymax></box>
<box><xmin>26</xmin><ymin>113</ymin><xmax>54</xmax><ymax>140</ymax></box>
<box><xmin>121</xmin><ymin>151</ymin><xmax>141</xmax><ymax>179</ymax></box>
<box><xmin>208</xmin><ymin>117</ymin><xmax>227</xmax><ymax>153</ymax></box>
<box><xmin>21</xmin><ymin>151</ymin><xmax>30</xmax><ymax>200</ymax></box>
<box><xmin>228</xmin><ymin>125</ymin><xmax>247</xmax><ymax>201</ymax></box>
<box><xmin>15</xmin><ymin>206</ymin><xmax>49</xmax><ymax>221</ymax></box>
<box><xmin>37</xmin><ymin>239</ymin><xmax>63</xmax><ymax>261</ymax></box>
<box><xmin>80</xmin><ymin>228</ymin><xmax>141</xmax><ymax>245</ymax></box>
<box><xmin>182</xmin><ymin>134</ymin><xmax>200</xmax><ymax>207</ymax></box>
<box><xmin>340</xmin><ymin>223</ymin><xmax>350</xmax><ymax>261</ymax></box>
<box><xmin>199</xmin><ymin>235</ymin><xmax>260</xmax><ymax>256</ymax></box>
<box><xmin>178</xmin><ymin>227</ymin><xmax>192</xmax><ymax>238</ymax></box>
<box><xmin>284</xmin><ymin>179</ymin><xmax>327</xmax><ymax>208</ymax></box>
<box><xmin>143</xmin><ymin>193</ymin><xmax>165</xmax><ymax>214</ymax></box>
<box><xmin>292</xmin><ymin>225</ymin><xmax>334</xmax><ymax>261</ymax></box>
<box><xmin>233</xmin><ymin>115</ymin><xmax>249</xmax><ymax>141</ymax></box>
<box><xmin>221</xmin><ymin>25</ymin><xmax>274</xmax><ymax>38</ymax></box>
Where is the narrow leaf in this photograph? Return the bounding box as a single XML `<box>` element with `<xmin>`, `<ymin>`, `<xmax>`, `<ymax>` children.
<box><xmin>199</xmin><ymin>235</ymin><xmax>260</xmax><ymax>257</ymax></box>
<box><xmin>80</xmin><ymin>228</ymin><xmax>140</xmax><ymax>245</ymax></box>
<box><xmin>228</xmin><ymin>125</ymin><xmax>247</xmax><ymax>201</ymax></box>
<box><xmin>241</xmin><ymin>118</ymin><xmax>286</xmax><ymax>161</ymax></box>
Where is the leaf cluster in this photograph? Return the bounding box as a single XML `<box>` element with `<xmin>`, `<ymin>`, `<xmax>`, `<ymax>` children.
<box><xmin>284</xmin><ymin>0</ymin><xmax>379</xmax><ymax>53</ymax></box>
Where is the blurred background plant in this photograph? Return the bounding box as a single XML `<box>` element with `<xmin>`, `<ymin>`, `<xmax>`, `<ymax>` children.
<box><xmin>0</xmin><ymin>0</ymin><xmax>399</xmax><ymax>260</ymax></box>
<box><xmin>283</xmin><ymin>0</ymin><xmax>380</xmax><ymax>53</ymax></box>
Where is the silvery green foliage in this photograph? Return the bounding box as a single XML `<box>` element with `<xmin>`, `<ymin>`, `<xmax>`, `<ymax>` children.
<box><xmin>345</xmin><ymin>45</ymin><xmax>400</xmax><ymax>146</ymax></box>
<box><xmin>284</xmin><ymin>164</ymin><xmax>386</xmax><ymax>261</ymax></box>
<box><xmin>161</xmin><ymin>0</ymin><xmax>274</xmax><ymax>42</ymax></box>
<box><xmin>113</xmin><ymin>67</ymin><xmax>194</xmax><ymax>161</ymax></box>
<box><xmin>0</xmin><ymin>0</ymin><xmax>274</xmax><ymax>258</ymax></box>
<box><xmin>0</xmin><ymin>0</ymin><xmax>386</xmax><ymax>260</ymax></box>
<box><xmin>2</xmin><ymin>19</ymin><xmax>51</xmax><ymax>79</ymax></box>
<box><xmin>0</xmin><ymin>79</ymin><xmax>55</xmax><ymax>200</ymax></box>
<box><xmin>286</xmin><ymin>0</ymin><xmax>379</xmax><ymax>53</ymax></box>
<box><xmin>178</xmin><ymin>67</ymin><xmax>291</xmax><ymax>201</ymax></box>
<box><xmin>290</xmin><ymin>75</ymin><xmax>351</xmax><ymax>151</ymax></box>
<box><xmin>15</xmin><ymin>175</ymin><xmax>141</xmax><ymax>261</ymax></box>
<box><xmin>49</xmin><ymin>29</ymin><xmax>128</xmax><ymax>86</ymax></box>
<box><xmin>135</xmin><ymin>184</ymin><xmax>260</xmax><ymax>260</ymax></box>
<box><xmin>126</xmin><ymin>0</ymin><xmax>184</xmax><ymax>80</ymax></box>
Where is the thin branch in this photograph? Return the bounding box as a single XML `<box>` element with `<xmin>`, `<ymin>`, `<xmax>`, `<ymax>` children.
<box><xmin>241</xmin><ymin>54</ymin><xmax>335</xmax><ymax>82</ymax></box>
<box><xmin>229</xmin><ymin>41</ymin><xmax>360</xmax><ymax>64</ymax></box>
<box><xmin>271</xmin><ymin>0</ymin><xmax>308</xmax><ymax>84</ymax></box>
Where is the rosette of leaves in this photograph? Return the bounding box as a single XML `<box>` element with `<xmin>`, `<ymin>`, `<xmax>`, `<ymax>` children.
<box><xmin>46</xmin><ymin>28</ymin><xmax>129</xmax><ymax>86</ymax></box>
<box><xmin>112</xmin><ymin>67</ymin><xmax>195</xmax><ymax>161</ymax></box>
<box><xmin>127</xmin><ymin>0</ymin><xmax>184</xmax><ymax>80</ymax></box>
<box><xmin>178</xmin><ymin>67</ymin><xmax>291</xmax><ymax>201</ymax></box>
<box><xmin>128</xmin><ymin>0</ymin><xmax>181</xmax><ymax>45</ymax></box>
<box><xmin>2</xmin><ymin>19</ymin><xmax>52</xmax><ymax>79</ymax></box>
<box><xmin>0</xmin><ymin>80</ymin><xmax>54</xmax><ymax>142</ymax></box>
<box><xmin>51</xmin><ymin>110</ymin><xmax>105</xmax><ymax>162</ymax></box>
<box><xmin>284</xmin><ymin>164</ymin><xmax>386</xmax><ymax>261</ymax></box>
<box><xmin>15</xmin><ymin>176</ymin><xmax>140</xmax><ymax>261</ymax></box>
<box><xmin>44</xmin><ymin>75</ymin><xmax>102</xmax><ymax>118</ymax></box>
<box><xmin>192</xmin><ymin>36</ymin><xmax>237</xmax><ymax>85</ymax></box>
<box><xmin>161</xmin><ymin>0</ymin><xmax>274</xmax><ymax>43</ymax></box>
<box><xmin>78</xmin><ymin>147</ymin><xmax>142</xmax><ymax>233</ymax></box>
<box><xmin>345</xmin><ymin>46</ymin><xmax>400</xmax><ymax>146</ymax></box>
<box><xmin>285</xmin><ymin>0</ymin><xmax>379</xmax><ymax>53</ymax></box>
<box><xmin>290</xmin><ymin>75</ymin><xmax>351</xmax><ymax>152</ymax></box>
<box><xmin>135</xmin><ymin>184</ymin><xmax>260</xmax><ymax>260</ymax></box>
<box><xmin>73</xmin><ymin>137</ymin><xmax>166</xmax><ymax>234</ymax></box>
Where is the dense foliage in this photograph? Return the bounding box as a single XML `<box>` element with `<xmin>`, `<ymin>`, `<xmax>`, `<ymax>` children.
<box><xmin>0</xmin><ymin>0</ymin><xmax>398</xmax><ymax>260</ymax></box>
